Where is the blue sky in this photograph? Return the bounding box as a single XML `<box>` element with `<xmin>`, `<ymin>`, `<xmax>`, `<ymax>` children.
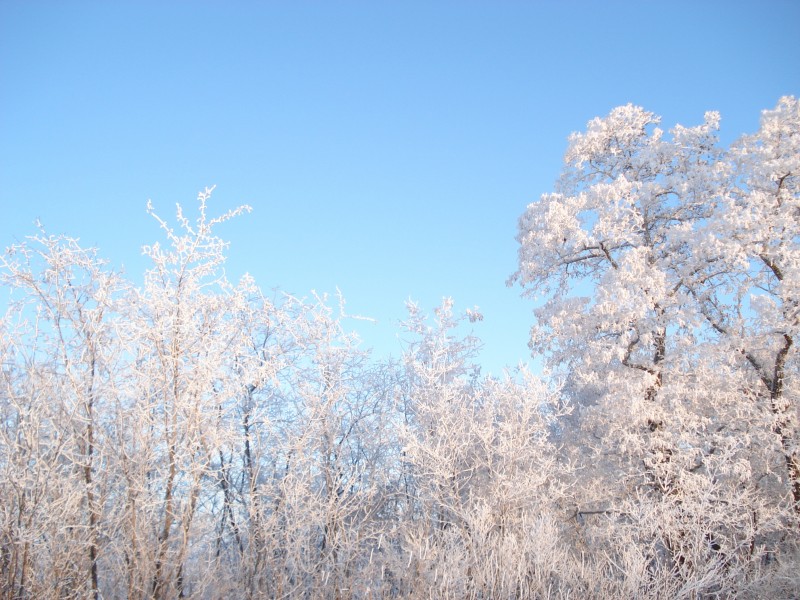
<box><xmin>1</xmin><ymin>1</ymin><xmax>798</xmax><ymax>375</ymax></box>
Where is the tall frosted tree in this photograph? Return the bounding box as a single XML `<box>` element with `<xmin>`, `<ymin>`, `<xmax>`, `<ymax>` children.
<box><xmin>510</xmin><ymin>97</ymin><xmax>799</xmax><ymax>594</ymax></box>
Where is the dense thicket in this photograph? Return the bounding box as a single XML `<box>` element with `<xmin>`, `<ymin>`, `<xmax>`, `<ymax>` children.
<box><xmin>1</xmin><ymin>98</ymin><xmax>798</xmax><ymax>599</ymax></box>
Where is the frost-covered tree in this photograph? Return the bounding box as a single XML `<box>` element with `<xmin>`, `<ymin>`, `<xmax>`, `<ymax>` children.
<box><xmin>389</xmin><ymin>299</ymin><xmax>572</xmax><ymax>598</ymax></box>
<box><xmin>107</xmin><ymin>191</ymin><xmax>259</xmax><ymax>599</ymax></box>
<box><xmin>510</xmin><ymin>97</ymin><xmax>799</xmax><ymax>595</ymax></box>
<box><xmin>0</xmin><ymin>232</ymin><xmax>128</xmax><ymax>599</ymax></box>
<box><xmin>704</xmin><ymin>97</ymin><xmax>800</xmax><ymax>511</ymax></box>
<box><xmin>226</xmin><ymin>293</ymin><xmax>398</xmax><ymax>599</ymax></box>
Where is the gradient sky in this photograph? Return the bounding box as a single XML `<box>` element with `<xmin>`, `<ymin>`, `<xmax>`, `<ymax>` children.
<box><xmin>1</xmin><ymin>1</ymin><xmax>798</xmax><ymax>375</ymax></box>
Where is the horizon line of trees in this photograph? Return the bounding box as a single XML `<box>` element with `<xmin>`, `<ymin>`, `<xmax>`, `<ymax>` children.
<box><xmin>1</xmin><ymin>96</ymin><xmax>798</xmax><ymax>599</ymax></box>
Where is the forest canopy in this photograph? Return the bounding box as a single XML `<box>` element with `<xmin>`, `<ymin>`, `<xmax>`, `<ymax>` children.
<box><xmin>1</xmin><ymin>97</ymin><xmax>798</xmax><ymax>599</ymax></box>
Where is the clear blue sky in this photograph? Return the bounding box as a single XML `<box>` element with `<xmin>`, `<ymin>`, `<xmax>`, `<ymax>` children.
<box><xmin>1</xmin><ymin>1</ymin><xmax>798</xmax><ymax>375</ymax></box>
